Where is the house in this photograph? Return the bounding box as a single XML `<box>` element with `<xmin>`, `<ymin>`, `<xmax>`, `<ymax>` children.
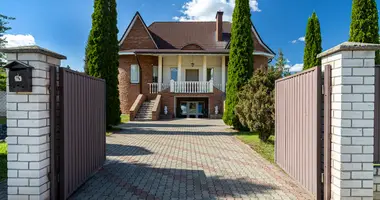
<box><xmin>118</xmin><ymin>11</ymin><xmax>275</xmax><ymax>120</ymax></box>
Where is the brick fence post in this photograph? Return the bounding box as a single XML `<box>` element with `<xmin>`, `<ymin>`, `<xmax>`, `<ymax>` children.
<box><xmin>318</xmin><ymin>42</ymin><xmax>380</xmax><ymax>199</ymax></box>
<box><xmin>3</xmin><ymin>46</ymin><xmax>66</xmax><ymax>200</ymax></box>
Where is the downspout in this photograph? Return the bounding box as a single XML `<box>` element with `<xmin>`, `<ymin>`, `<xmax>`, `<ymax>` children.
<box><xmin>134</xmin><ymin>53</ymin><xmax>143</xmax><ymax>94</ymax></box>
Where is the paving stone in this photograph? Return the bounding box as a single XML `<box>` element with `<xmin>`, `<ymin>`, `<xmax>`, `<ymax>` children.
<box><xmin>68</xmin><ymin>119</ymin><xmax>313</xmax><ymax>200</ymax></box>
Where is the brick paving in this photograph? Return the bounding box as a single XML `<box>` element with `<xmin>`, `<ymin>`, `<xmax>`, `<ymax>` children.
<box><xmin>0</xmin><ymin>180</ymin><xmax>6</xmax><ymax>200</ymax></box>
<box><xmin>70</xmin><ymin>119</ymin><xmax>313</xmax><ymax>200</ymax></box>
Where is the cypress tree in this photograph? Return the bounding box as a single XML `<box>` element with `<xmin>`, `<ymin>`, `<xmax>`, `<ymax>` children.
<box><xmin>223</xmin><ymin>0</ymin><xmax>254</xmax><ymax>129</ymax></box>
<box><xmin>86</xmin><ymin>0</ymin><xmax>121</xmax><ymax>126</ymax></box>
<box><xmin>303</xmin><ymin>12</ymin><xmax>322</xmax><ymax>70</ymax></box>
<box><xmin>349</xmin><ymin>0</ymin><xmax>379</xmax><ymax>64</ymax></box>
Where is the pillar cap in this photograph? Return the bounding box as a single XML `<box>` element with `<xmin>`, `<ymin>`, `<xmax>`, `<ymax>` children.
<box><xmin>0</xmin><ymin>45</ymin><xmax>66</xmax><ymax>60</ymax></box>
<box><xmin>317</xmin><ymin>42</ymin><xmax>380</xmax><ymax>58</ymax></box>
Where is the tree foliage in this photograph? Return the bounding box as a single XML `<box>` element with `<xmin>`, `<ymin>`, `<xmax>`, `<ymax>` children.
<box><xmin>303</xmin><ymin>12</ymin><xmax>322</xmax><ymax>70</ymax></box>
<box><xmin>223</xmin><ymin>0</ymin><xmax>254</xmax><ymax>129</ymax></box>
<box><xmin>0</xmin><ymin>14</ymin><xmax>14</xmax><ymax>91</ymax></box>
<box><xmin>275</xmin><ymin>49</ymin><xmax>290</xmax><ymax>76</ymax></box>
<box><xmin>86</xmin><ymin>0</ymin><xmax>120</xmax><ymax>126</ymax></box>
<box><xmin>349</xmin><ymin>0</ymin><xmax>380</xmax><ymax>64</ymax></box>
<box><xmin>235</xmin><ymin>67</ymin><xmax>282</xmax><ymax>142</ymax></box>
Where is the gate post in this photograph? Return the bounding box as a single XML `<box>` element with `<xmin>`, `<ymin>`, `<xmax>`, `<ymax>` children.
<box><xmin>317</xmin><ymin>42</ymin><xmax>380</xmax><ymax>199</ymax></box>
<box><xmin>2</xmin><ymin>46</ymin><xmax>66</xmax><ymax>200</ymax></box>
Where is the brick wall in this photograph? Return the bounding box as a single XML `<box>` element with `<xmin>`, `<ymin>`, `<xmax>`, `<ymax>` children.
<box><xmin>5</xmin><ymin>51</ymin><xmax>63</xmax><ymax>199</ymax></box>
<box><xmin>119</xmin><ymin>16</ymin><xmax>157</xmax><ymax>50</ymax></box>
<box><xmin>319</xmin><ymin>43</ymin><xmax>379</xmax><ymax>199</ymax></box>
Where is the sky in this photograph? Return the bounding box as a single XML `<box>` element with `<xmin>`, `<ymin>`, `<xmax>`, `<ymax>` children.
<box><xmin>0</xmin><ymin>0</ymin><xmax>376</xmax><ymax>72</ymax></box>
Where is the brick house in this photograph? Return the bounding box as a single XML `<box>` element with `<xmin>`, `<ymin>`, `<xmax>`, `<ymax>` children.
<box><xmin>118</xmin><ymin>11</ymin><xmax>275</xmax><ymax>120</ymax></box>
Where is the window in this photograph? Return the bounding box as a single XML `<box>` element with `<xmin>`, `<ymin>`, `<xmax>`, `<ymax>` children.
<box><xmin>153</xmin><ymin>66</ymin><xmax>158</xmax><ymax>83</ymax></box>
<box><xmin>130</xmin><ymin>64</ymin><xmax>140</xmax><ymax>83</ymax></box>
<box><xmin>170</xmin><ymin>68</ymin><xmax>178</xmax><ymax>81</ymax></box>
<box><xmin>207</xmin><ymin>68</ymin><xmax>214</xmax><ymax>81</ymax></box>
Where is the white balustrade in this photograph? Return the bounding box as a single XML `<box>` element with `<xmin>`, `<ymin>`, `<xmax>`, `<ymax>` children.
<box><xmin>168</xmin><ymin>80</ymin><xmax>214</xmax><ymax>93</ymax></box>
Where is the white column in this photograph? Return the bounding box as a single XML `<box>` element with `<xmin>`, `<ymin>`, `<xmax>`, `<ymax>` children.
<box><xmin>203</xmin><ymin>56</ymin><xmax>207</xmax><ymax>82</ymax></box>
<box><xmin>5</xmin><ymin>48</ymin><xmax>65</xmax><ymax>200</ymax></box>
<box><xmin>318</xmin><ymin>42</ymin><xmax>380</xmax><ymax>199</ymax></box>
<box><xmin>221</xmin><ymin>56</ymin><xmax>226</xmax><ymax>92</ymax></box>
<box><xmin>177</xmin><ymin>55</ymin><xmax>182</xmax><ymax>82</ymax></box>
<box><xmin>158</xmin><ymin>55</ymin><xmax>163</xmax><ymax>92</ymax></box>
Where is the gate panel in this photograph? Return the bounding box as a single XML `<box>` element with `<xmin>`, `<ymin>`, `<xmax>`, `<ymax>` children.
<box><xmin>59</xmin><ymin>68</ymin><xmax>106</xmax><ymax>199</ymax></box>
<box><xmin>275</xmin><ymin>66</ymin><xmax>322</xmax><ymax>198</ymax></box>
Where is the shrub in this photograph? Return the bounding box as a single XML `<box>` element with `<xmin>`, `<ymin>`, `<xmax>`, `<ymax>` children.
<box><xmin>235</xmin><ymin>67</ymin><xmax>282</xmax><ymax>142</ymax></box>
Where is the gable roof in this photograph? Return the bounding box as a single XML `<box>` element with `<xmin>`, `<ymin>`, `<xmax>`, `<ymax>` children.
<box><xmin>119</xmin><ymin>12</ymin><xmax>275</xmax><ymax>57</ymax></box>
<box><xmin>118</xmin><ymin>12</ymin><xmax>158</xmax><ymax>49</ymax></box>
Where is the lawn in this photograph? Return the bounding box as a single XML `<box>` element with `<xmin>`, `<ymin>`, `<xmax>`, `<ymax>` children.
<box><xmin>0</xmin><ymin>117</ymin><xmax>6</xmax><ymax>124</ymax></box>
<box><xmin>0</xmin><ymin>142</ymin><xmax>7</xmax><ymax>182</ymax></box>
<box><xmin>235</xmin><ymin>132</ymin><xmax>275</xmax><ymax>163</ymax></box>
<box><xmin>106</xmin><ymin>114</ymin><xmax>130</xmax><ymax>136</ymax></box>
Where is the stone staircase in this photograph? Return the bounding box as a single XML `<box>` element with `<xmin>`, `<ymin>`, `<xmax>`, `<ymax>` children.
<box><xmin>135</xmin><ymin>100</ymin><xmax>155</xmax><ymax>121</ymax></box>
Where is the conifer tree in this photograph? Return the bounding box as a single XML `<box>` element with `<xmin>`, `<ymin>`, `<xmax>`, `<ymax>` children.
<box><xmin>349</xmin><ymin>0</ymin><xmax>379</xmax><ymax>64</ymax></box>
<box><xmin>86</xmin><ymin>0</ymin><xmax>121</xmax><ymax>126</ymax></box>
<box><xmin>303</xmin><ymin>12</ymin><xmax>322</xmax><ymax>70</ymax></box>
<box><xmin>223</xmin><ymin>0</ymin><xmax>254</xmax><ymax>129</ymax></box>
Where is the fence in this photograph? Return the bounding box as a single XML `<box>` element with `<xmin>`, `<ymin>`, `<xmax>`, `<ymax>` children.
<box><xmin>275</xmin><ymin>66</ymin><xmax>322</xmax><ymax>199</ymax></box>
<box><xmin>50</xmin><ymin>67</ymin><xmax>106</xmax><ymax>199</ymax></box>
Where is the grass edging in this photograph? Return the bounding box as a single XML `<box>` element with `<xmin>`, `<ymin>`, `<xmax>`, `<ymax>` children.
<box><xmin>0</xmin><ymin>141</ymin><xmax>7</xmax><ymax>182</ymax></box>
<box><xmin>235</xmin><ymin>132</ymin><xmax>275</xmax><ymax>163</ymax></box>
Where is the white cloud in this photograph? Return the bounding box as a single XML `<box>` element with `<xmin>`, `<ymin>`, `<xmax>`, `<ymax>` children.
<box><xmin>173</xmin><ymin>0</ymin><xmax>261</xmax><ymax>22</ymax></box>
<box><xmin>285</xmin><ymin>63</ymin><xmax>303</xmax><ymax>72</ymax></box>
<box><xmin>1</xmin><ymin>34</ymin><xmax>36</xmax><ymax>47</ymax></box>
<box><xmin>291</xmin><ymin>36</ymin><xmax>305</xmax><ymax>44</ymax></box>
<box><xmin>298</xmin><ymin>36</ymin><xmax>305</xmax><ymax>42</ymax></box>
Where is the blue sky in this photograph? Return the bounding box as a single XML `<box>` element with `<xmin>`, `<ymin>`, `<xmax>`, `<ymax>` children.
<box><xmin>0</xmin><ymin>0</ymin><xmax>377</xmax><ymax>71</ymax></box>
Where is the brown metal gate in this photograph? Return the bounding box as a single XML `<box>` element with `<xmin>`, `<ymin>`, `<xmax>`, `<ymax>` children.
<box><xmin>50</xmin><ymin>67</ymin><xmax>106</xmax><ymax>199</ymax></box>
<box><xmin>275</xmin><ymin>66</ymin><xmax>322</xmax><ymax>199</ymax></box>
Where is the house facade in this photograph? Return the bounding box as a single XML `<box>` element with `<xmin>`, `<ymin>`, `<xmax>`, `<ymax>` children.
<box><xmin>118</xmin><ymin>11</ymin><xmax>275</xmax><ymax>120</ymax></box>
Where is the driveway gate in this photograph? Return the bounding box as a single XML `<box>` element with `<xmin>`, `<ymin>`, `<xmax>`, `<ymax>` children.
<box><xmin>50</xmin><ymin>67</ymin><xmax>106</xmax><ymax>199</ymax></box>
<box><xmin>275</xmin><ymin>66</ymin><xmax>322</xmax><ymax>199</ymax></box>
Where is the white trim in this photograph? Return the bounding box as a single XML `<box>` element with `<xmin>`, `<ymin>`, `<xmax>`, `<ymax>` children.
<box><xmin>118</xmin><ymin>52</ymin><xmax>135</xmax><ymax>55</ymax></box>
<box><xmin>253</xmin><ymin>51</ymin><xmax>275</xmax><ymax>58</ymax></box>
<box><xmin>118</xmin><ymin>13</ymin><xmax>158</xmax><ymax>49</ymax></box>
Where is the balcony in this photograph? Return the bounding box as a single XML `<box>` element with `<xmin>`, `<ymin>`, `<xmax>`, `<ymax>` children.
<box><xmin>148</xmin><ymin>80</ymin><xmax>223</xmax><ymax>94</ymax></box>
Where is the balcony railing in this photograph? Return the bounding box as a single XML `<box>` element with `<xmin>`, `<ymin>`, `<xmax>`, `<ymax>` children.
<box><xmin>148</xmin><ymin>80</ymin><xmax>215</xmax><ymax>94</ymax></box>
<box><xmin>148</xmin><ymin>83</ymin><xmax>170</xmax><ymax>94</ymax></box>
<box><xmin>170</xmin><ymin>80</ymin><xmax>213</xmax><ymax>93</ymax></box>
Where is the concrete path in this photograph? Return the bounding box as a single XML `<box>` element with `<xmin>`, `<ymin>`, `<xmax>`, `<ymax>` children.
<box><xmin>70</xmin><ymin>119</ymin><xmax>313</xmax><ymax>200</ymax></box>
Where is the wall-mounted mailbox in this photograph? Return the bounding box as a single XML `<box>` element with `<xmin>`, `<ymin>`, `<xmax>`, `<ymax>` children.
<box><xmin>4</xmin><ymin>61</ymin><xmax>34</xmax><ymax>92</ymax></box>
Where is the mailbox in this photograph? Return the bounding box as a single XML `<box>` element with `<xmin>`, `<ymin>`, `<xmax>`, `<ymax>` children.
<box><xmin>4</xmin><ymin>61</ymin><xmax>34</xmax><ymax>92</ymax></box>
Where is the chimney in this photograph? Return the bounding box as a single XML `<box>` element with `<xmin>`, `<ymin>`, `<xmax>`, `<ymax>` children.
<box><xmin>216</xmin><ymin>11</ymin><xmax>223</xmax><ymax>41</ymax></box>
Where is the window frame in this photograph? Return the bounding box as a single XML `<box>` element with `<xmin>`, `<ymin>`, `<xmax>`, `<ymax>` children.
<box><xmin>130</xmin><ymin>64</ymin><xmax>140</xmax><ymax>84</ymax></box>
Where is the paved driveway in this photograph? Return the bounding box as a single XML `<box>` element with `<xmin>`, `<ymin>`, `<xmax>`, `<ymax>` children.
<box><xmin>71</xmin><ymin>119</ymin><xmax>312</xmax><ymax>200</ymax></box>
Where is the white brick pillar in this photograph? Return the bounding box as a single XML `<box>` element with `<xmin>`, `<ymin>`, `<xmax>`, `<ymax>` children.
<box><xmin>3</xmin><ymin>46</ymin><xmax>66</xmax><ymax>200</ymax></box>
<box><xmin>318</xmin><ymin>42</ymin><xmax>380</xmax><ymax>200</ymax></box>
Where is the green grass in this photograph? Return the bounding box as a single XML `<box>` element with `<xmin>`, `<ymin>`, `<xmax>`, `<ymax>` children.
<box><xmin>235</xmin><ymin>132</ymin><xmax>275</xmax><ymax>163</ymax></box>
<box><xmin>0</xmin><ymin>117</ymin><xmax>6</xmax><ymax>124</ymax></box>
<box><xmin>0</xmin><ymin>142</ymin><xmax>7</xmax><ymax>181</ymax></box>
<box><xmin>120</xmin><ymin>114</ymin><xmax>130</xmax><ymax>123</ymax></box>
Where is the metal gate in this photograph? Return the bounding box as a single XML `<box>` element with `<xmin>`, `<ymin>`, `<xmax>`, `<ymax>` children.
<box><xmin>50</xmin><ymin>67</ymin><xmax>106</xmax><ymax>199</ymax></box>
<box><xmin>275</xmin><ymin>66</ymin><xmax>322</xmax><ymax>199</ymax></box>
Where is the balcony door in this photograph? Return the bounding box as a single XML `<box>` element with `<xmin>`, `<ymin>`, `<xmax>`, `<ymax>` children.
<box><xmin>185</xmin><ymin>69</ymin><xmax>199</xmax><ymax>81</ymax></box>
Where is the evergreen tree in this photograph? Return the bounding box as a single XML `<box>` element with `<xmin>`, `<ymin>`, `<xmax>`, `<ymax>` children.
<box><xmin>275</xmin><ymin>49</ymin><xmax>290</xmax><ymax>76</ymax></box>
<box><xmin>0</xmin><ymin>14</ymin><xmax>14</xmax><ymax>67</ymax></box>
<box><xmin>349</xmin><ymin>0</ymin><xmax>380</xmax><ymax>64</ymax></box>
<box><xmin>303</xmin><ymin>12</ymin><xmax>322</xmax><ymax>70</ymax></box>
<box><xmin>86</xmin><ymin>0</ymin><xmax>120</xmax><ymax>126</ymax></box>
<box><xmin>223</xmin><ymin>0</ymin><xmax>254</xmax><ymax>129</ymax></box>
